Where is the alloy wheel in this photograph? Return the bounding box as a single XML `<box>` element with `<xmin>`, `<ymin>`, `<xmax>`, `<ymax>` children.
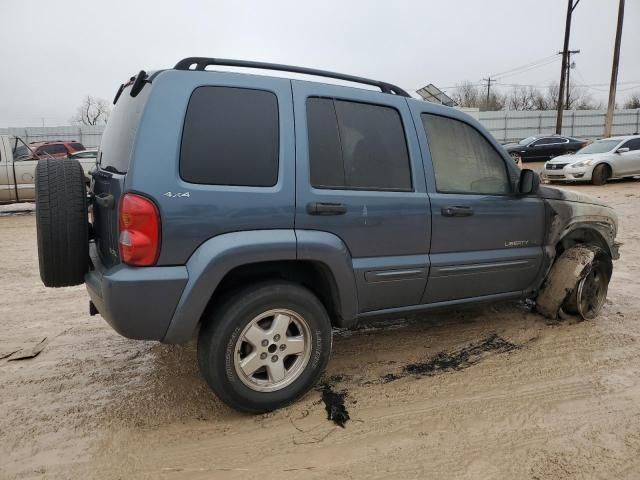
<box><xmin>233</xmin><ymin>309</ymin><xmax>312</xmax><ymax>392</ymax></box>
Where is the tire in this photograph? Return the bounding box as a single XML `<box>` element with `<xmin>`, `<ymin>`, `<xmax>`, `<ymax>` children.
<box><xmin>35</xmin><ymin>158</ymin><xmax>89</xmax><ymax>287</ymax></box>
<box><xmin>536</xmin><ymin>245</ymin><xmax>612</xmax><ymax>320</ymax></box>
<box><xmin>591</xmin><ymin>164</ymin><xmax>610</xmax><ymax>186</ymax></box>
<box><xmin>198</xmin><ymin>282</ymin><xmax>333</xmax><ymax>413</ymax></box>
<box><xmin>561</xmin><ymin>247</ymin><xmax>612</xmax><ymax>319</ymax></box>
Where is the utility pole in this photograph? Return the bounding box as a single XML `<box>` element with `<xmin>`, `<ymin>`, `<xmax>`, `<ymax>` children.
<box><xmin>604</xmin><ymin>0</ymin><xmax>625</xmax><ymax>138</ymax></box>
<box><xmin>556</xmin><ymin>0</ymin><xmax>581</xmax><ymax>134</ymax></box>
<box><xmin>563</xmin><ymin>49</ymin><xmax>580</xmax><ymax>108</ymax></box>
<box><xmin>483</xmin><ymin>77</ymin><xmax>492</xmax><ymax>109</ymax></box>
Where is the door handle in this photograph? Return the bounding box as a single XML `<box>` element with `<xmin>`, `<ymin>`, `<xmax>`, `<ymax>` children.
<box><xmin>441</xmin><ymin>205</ymin><xmax>474</xmax><ymax>217</ymax></box>
<box><xmin>306</xmin><ymin>202</ymin><xmax>347</xmax><ymax>215</ymax></box>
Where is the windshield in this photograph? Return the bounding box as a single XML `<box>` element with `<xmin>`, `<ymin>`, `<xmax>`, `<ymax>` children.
<box><xmin>576</xmin><ymin>140</ymin><xmax>619</xmax><ymax>154</ymax></box>
<box><xmin>519</xmin><ymin>136</ymin><xmax>536</xmax><ymax>145</ymax></box>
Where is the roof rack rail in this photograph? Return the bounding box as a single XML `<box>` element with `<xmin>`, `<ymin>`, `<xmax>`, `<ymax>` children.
<box><xmin>174</xmin><ymin>57</ymin><xmax>410</xmax><ymax>97</ymax></box>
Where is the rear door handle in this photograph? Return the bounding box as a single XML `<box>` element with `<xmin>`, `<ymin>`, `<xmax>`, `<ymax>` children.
<box><xmin>306</xmin><ymin>202</ymin><xmax>347</xmax><ymax>215</ymax></box>
<box><xmin>441</xmin><ymin>205</ymin><xmax>474</xmax><ymax>217</ymax></box>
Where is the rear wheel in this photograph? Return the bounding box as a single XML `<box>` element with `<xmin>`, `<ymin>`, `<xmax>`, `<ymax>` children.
<box><xmin>591</xmin><ymin>164</ymin><xmax>610</xmax><ymax>185</ymax></box>
<box><xmin>35</xmin><ymin>158</ymin><xmax>89</xmax><ymax>287</ymax></box>
<box><xmin>198</xmin><ymin>282</ymin><xmax>332</xmax><ymax>413</ymax></box>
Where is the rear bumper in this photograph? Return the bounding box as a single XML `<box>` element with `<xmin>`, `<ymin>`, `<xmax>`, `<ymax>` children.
<box><xmin>85</xmin><ymin>243</ymin><xmax>188</xmax><ymax>341</ymax></box>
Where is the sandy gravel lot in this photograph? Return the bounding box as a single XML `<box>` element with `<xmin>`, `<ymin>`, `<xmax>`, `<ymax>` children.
<box><xmin>2</xmin><ymin>177</ymin><xmax>640</xmax><ymax>479</ymax></box>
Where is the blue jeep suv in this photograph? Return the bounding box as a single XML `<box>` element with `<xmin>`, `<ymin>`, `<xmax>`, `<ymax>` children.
<box><xmin>34</xmin><ymin>58</ymin><xmax>618</xmax><ymax>412</ymax></box>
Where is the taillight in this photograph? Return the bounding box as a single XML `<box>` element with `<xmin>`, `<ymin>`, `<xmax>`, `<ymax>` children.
<box><xmin>118</xmin><ymin>193</ymin><xmax>161</xmax><ymax>266</ymax></box>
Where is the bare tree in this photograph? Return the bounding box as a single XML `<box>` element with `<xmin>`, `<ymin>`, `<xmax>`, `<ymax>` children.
<box><xmin>480</xmin><ymin>91</ymin><xmax>506</xmax><ymax>111</ymax></box>
<box><xmin>507</xmin><ymin>86</ymin><xmax>539</xmax><ymax>111</ymax></box>
<box><xmin>449</xmin><ymin>80</ymin><xmax>604</xmax><ymax>112</ymax></box>
<box><xmin>451</xmin><ymin>81</ymin><xmax>480</xmax><ymax>108</ymax></box>
<box><xmin>542</xmin><ymin>82</ymin><xmax>600</xmax><ymax>110</ymax></box>
<box><xmin>623</xmin><ymin>92</ymin><xmax>640</xmax><ymax>109</ymax></box>
<box><xmin>72</xmin><ymin>96</ymin><xmax>111</xmax><ymax>125</ymax></box>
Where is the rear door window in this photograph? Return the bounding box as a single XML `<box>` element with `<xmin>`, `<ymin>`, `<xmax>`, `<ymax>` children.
<box><xmin>180</xmin><ymin>87</ymin><xmax>279</xmax><ymax>187</ymax></box>
<box><xmin>307</xmin><ymin>97</ymin><xmax>412</xmax><ymax>191</ymax></box>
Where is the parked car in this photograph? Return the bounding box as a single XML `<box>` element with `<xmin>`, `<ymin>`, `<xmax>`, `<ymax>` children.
<box><xmin>18</xmin><ymin>140</ymin><xmax>86</xmax><ymax>160</ymax></box>
<box><xmin>69</xmin><ymin>148</ymin><xmax>98</xmax><ymax>160</ymax></box>
<box><xmin>503</xmin><ymin>135</ymin><xmax>588</xmax><ymax>163</ymax></box>
<box><xmin>0</xmin><ymin>135</ymin><xmax>93</xmax><ymax>204</ymax></box>
<box><xmin>34</xmin><ymin>59</ymin><xmax>618</xmax><ymax>413</ymax></box>
<box><xmin>541</xmin><ymin>135</ymin><xmax>640</xmax><ymax>185</ymax></box>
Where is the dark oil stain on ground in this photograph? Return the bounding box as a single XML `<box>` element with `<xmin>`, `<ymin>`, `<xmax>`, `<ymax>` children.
<box><xmin>317</xmin><ymin>333</ymin><xmax>521</xmax><ymax>426</ymax></box>
<box><xmin>318</xmin><ymin>383</ymin><xmax>350</xmax><ymax>428</ymax></box>
<box><xmin>381</xmin><ymin>333</ymin><xmax>520</xmax><ymax>383</ymax></box>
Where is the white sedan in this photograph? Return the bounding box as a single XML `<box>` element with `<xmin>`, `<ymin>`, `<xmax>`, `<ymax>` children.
<box><xmin>541</xmin><ymin>135</ymin><xmax>640</xmax><ymax>185</ymax></box>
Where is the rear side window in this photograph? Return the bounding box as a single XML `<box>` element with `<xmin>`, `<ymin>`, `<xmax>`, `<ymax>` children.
<box><xmin>180</xmin><ymin>87</ymin><xmax>279</xmax><ymax>187</ymax></box>
<box><xmin>307</xmin><ymin>97</ymin><xmax>412</xmax><ymax>191</ymax></box>
<box><xmin>421</xmin><ymin>114</ymin><xmax>510</xmax><ymax>195</ymax></box>
<box><xmin>99</xmin><ymin>84</ymin><xmax>151</xmax><ymax>173</ymax></box>
<box><xmin>68</xmin><ymin>142</ymin><xmax>85</xmax><ymax>151</ymax></box>
<box><xmin>621</xmin><ymin>138</ymin><xmax>640</xmax><ymax>151</ymax></box>
<box><xmin>40</xmin><ymin>144</ymin><xmax>67</xmax><ymax>155</ymax></box>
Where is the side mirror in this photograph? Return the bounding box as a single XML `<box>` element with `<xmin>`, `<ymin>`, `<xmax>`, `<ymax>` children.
<box><xmin>518</xmin><ymin>169</ymin><xmax>540</xmax><ymax>195</ymax></box>
<box><xmin>616</xmin><ymin>147</ymin><xmax>630</xmax><ymax>154</ymax></box>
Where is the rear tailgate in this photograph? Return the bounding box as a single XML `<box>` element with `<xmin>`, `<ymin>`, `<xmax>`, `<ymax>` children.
<box><xmin>91</xmin><ymin>79</ymin><xmax>152</xmax><ymax>268</ymax></box>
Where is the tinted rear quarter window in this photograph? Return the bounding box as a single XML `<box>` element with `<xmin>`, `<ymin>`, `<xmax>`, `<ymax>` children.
<box><xmin>180</xmin><ymin>87</ymin><xmax>279</xmax><ymax>187</ymax></box>
<box><xmin>307</xmin><ymin>97</ymin><xmax>411</xmax><ymax>191</ymax></box>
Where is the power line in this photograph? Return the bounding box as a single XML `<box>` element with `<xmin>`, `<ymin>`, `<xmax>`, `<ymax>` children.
<box><xmin>489</xmin><ymin>54</ymin><xmax>559</xmax><ymax>79</ymax></box>
<box><xmin>492</xmin><ymin>56</ymin><xmax>560</xmax><ymax>81</ymax></box>
<box><xmin>436</xmin><ymin>79</ymin><xmax>640</xmax><ymax>91</ymax></box>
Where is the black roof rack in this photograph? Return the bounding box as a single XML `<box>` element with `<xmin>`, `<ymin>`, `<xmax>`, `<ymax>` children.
<box><xmin>174</xmin><ymin>57</ymin><xmax>410</xmax><ymax>97</ymax></box>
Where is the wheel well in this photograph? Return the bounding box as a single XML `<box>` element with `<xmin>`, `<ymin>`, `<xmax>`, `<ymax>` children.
<box><xmin>556</xmin><ymin>227</ymin><xmax>612</xmax><ymax>259</ymax></box>
<box><xmin>203</xmin><ymin>261</ymin><xmax>342</xmax><ymax>327</ymax></box>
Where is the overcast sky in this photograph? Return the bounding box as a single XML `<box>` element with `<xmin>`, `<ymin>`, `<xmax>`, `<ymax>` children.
<box><xmin>1</xmin><ymin>0</ymin><xmax>638</xmax><ymax>127</ymax></box>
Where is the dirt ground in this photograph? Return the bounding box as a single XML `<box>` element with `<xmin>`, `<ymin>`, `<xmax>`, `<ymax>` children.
<box><xmin>2</xmin><ymin>174</ymin><xmax>640</xmax><ymax>479</ymax></box>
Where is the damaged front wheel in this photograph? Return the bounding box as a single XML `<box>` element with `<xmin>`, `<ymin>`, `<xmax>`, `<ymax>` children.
<box><xmin>536</xmin><ymin>245</ymin><xmax>612</xmax><ymax>320</ymax></box>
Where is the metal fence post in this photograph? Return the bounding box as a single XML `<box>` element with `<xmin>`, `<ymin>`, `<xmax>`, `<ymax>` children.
<box><xmin>503</xmin><ymin>113</ymin><xmax>508</xmax><ymax>142</ymax></box>
<box><xmin>538</xmin><ymin>113</ymin><xmax>542</xmax><ymax>134</ymax></box>
<box><xmin>636</xmin><ymin>109</ymin><xmax>640</xmax><ymax>134</ymax></box>
<box><xmin>571</xmin><ymin>110</ymin><xmax>575</xmax><ymax>137</ymax></box>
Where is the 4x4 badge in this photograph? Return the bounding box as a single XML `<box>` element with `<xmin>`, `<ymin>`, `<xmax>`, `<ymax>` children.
<box><xmin>163</xmin><ymin>191</ymin><xmax>191</xmax><ymax>198</ymax></box>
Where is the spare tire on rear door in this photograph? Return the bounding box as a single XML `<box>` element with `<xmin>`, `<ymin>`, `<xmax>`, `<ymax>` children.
<box><xmin>35</xmin><ymin>158</ymin><xmax>89</xmax><ymax>287</ymax></box>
